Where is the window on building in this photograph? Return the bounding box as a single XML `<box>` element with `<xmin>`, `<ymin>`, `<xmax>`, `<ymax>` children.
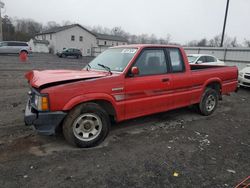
<box><xmin>134</xmin><ymin>49</ymin><xmax>168</xmax><ymax>76</ymax></box>
<box><xmin>97</xmin><ymin>40</ymin><xmax>99</xmax><ymax>45</ymax></box>
<box><xmin>112</xmin><ymin>42</ymin><xmax>114</xmax><ymax>46</ymax></box>
<box><xmin>87</xmin><ymin>49</ymin><xmax>90</xmax><ymax>54</ymax></box>
<box><xmin>104</xmin><ymin>41</ymin><xmax>107</xmax><ymax>45</ymax></box>
<box><xmin>116</xmin><ymin>42</ymin><xmax>118</xmax><ymax>46</ymax></box>
<box><xmin>50</xmin><ymin>34</ymin><xmax>52</xmax><ymax>40</ymax></box>
<box><xmin>71</xmin><ymin>35</ymin><xmax>75</xmax><ymax>41</ymax></box>
<box><xmin>79</xmin><ymin>36</ymin><xmax>83</xmax><ymax>42</ymax></box>
<box><xmin>123</xmin><ymin>43</ymin><xmax>125</xmax><ymax>45</ymax></box>
<box><xmin>168</xmin><ymin>48</ymin><xmax>185</xmax><ymax>73</ymax></box>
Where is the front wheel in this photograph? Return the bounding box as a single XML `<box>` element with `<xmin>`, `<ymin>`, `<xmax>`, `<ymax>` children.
<box><xmin>62</xmin><ymin>103</ymin><xmax>110</xmax><ymax>148</ymax></box>
<box><xmin>198</xmin><ymin>88</ymin><xmax>219</xmax><ymax>116</ymax></box>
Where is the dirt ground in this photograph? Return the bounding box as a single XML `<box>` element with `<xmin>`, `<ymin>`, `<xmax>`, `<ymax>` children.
<box><xmin>0</xmin><ymin>53</ymin><xmax>249</xmax><ymax>188</ymax></box>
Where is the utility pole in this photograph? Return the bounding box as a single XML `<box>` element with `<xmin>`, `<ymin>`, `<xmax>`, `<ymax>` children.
<box><xmin>220</xmin><ymin>0</ymin><xmax>230</xmax><ymax>47</ymax></box>
<box><xmin>0</xmin><ymin>0</ymin><xmax>5</xmax><ymax>41</ymax></box>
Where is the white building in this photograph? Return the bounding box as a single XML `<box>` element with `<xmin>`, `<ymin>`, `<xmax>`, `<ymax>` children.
<box><xmin>28</xmin><ymin>39</ymin><xmax>50</xmax><ymax>53</ymax></box>
<box><xmin>34</xmin><ymin>24</ymin><xmax>128</xmax><ymax>56</ymax></box>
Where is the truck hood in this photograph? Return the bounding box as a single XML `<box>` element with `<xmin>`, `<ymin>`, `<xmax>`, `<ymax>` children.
<box><xmin>25</xmin><ymin>69</ymin><xmax>108</xmax><ymax>88</ymax></box>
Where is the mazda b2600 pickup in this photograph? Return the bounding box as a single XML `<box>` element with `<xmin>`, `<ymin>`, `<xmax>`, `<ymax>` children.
<box><xmin>24</xmin><ymin>45</ymin><xmax>238</xmax><ymax>147</ymax></box>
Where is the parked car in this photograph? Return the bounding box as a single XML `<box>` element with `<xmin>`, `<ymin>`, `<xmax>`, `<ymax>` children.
<box><xmin>57</xmin><ymin>48</ymin><xmax>82</xmax><ymax>58</ymax></box>
<box><xmin>24</xmin><ymin>44</ymin><xmax>238</xmax><ymax>148</ymax></box>
<box><xmin>0</xmin><ymin>41</ymin><xmax>32</xmax><ymax>55</ymax></box>
<box><xmin>187</xmin><ymin>54</ymin><xmax>225</xmax><ymax>65</ymax></box>
<box><xmin>238</xmin><ymin>64</ymin><xmax>250</xmax><ymax>87</ymax></box>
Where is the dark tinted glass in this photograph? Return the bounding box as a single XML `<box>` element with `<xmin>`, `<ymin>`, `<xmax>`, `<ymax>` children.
<box><xmin>197</xmin><ymin>56</ymin><xmax>206</xmax><ymax>63</ymax></box>
<box><xmin>134</xmin><ymin>49</ymin><xmax>167</xmax><ymax>76</ymax></box>
<box><xmin>206</xmin><ymin>56</ymin><xmax>216</xmax><ymax>62</ymax></box>
<box><xmin>7</xmin><ymin>42</ymin><xmax>28</xmax><ymax>46</ymax></box>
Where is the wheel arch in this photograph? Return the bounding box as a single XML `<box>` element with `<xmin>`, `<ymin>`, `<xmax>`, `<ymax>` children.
<box><xmin>201</xmin><ymin>78</ymin><xmax>222</xmax><ymax>100</ymax></box>
<box><xmin>62</xmin><ymin>94</ymin><xmax>119</xmax><ymax>122</ymax></box>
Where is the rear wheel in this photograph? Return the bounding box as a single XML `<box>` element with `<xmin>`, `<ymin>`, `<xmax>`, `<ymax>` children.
<box><xmin>198</xmin><ymin>88</ymin><xmax>219</xmax><ymax>116</ymax></box>
<box><xmin>63</xmin><ymin>103</ymin><xmax>110</xmax><ymax>148</ymax></box>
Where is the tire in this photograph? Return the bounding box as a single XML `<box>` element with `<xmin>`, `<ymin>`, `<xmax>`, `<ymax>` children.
<box><xmin>63</xmin><ymin>103</ymin><xmax>110</xmax><ymax>148</ymax></box>
<box><xmin>198</xmin><ymin>88</ymin><xmax>219</xmax><ymax>116</ymax></box>
<box><xmin>62</xmin><ymin>54</ymin><xmax>66</xmax><ymax>58</ymax></box>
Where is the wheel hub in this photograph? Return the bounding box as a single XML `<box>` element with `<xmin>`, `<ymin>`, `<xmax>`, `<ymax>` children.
<box><xmin>206</xmin><ymin>95</ymin><xmax>216</xmax><ymax>111</ymax></box>
<box><xmin>73</xmin><ymin>113</ymin><xmax>102</xmax><ymax>142</ymax></box>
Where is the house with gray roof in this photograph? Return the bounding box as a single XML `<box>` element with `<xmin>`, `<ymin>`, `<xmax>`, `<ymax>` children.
<box><xmin>34</xmin><ymin>24</ymin><xmax>128</xmax><ymax>56</ymax></box>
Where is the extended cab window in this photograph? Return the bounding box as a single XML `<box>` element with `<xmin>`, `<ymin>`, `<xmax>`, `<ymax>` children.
<box><xmin>169</xmin><ymin>48</ymin><xmax>185</xmax><ymax>72</ymax></box>
<box><xmin>134</xmin><ymin>49</ymin><xmax>167</xmax><ymax>76</ymax></box>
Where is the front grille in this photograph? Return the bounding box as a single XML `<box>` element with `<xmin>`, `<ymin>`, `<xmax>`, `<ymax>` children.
<box><xmin>244</xmin><ymin>75</ymin><xmax>250</xmax><ymax>79</ymax></box>
<box><xmin>243</xmin><ymin>82</ymin><xmax>250</xmax><ymax>86</ymax></box>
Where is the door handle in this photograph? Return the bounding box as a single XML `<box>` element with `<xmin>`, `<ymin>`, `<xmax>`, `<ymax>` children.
<box><xmin>162</xmin><ymin>78</ymin><xmax>170</xmax><ymax>82</ymax></box>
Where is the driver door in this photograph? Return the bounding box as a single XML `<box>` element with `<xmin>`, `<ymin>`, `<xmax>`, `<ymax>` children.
<box><xmin>124</xmin><ymin>48</ymin><xmax>173</xmax><ymax>119</ymax></box>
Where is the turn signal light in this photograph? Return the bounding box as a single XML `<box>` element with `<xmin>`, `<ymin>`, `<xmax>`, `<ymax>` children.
<box><xmin>41</xmin><ymin>96</ymin><xmax>49</xmax><ymax>111</ymax></box>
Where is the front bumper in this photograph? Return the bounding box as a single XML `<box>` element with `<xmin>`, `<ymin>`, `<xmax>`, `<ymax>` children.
<box><xmin>238</xmin><ymin>76</ymin><xmax>250</xmax><ymax>87</ymax></box>
<box><xmin>24</xmin><ymin>100</ymin><xmax>67</xmax><ymax>135</ymax></box>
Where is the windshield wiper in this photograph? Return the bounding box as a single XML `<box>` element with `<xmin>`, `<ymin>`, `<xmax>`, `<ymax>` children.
<box><xmin>98</xmin><ymin>64</ymin><xmax>112</xmax><ymax>75</ymax></box>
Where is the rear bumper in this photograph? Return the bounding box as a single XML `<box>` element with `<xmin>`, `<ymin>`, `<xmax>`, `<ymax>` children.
<box><xmin>24</xmin><ymin>100</ymin><xmax>67</xmax><ymax>135</ymax></box>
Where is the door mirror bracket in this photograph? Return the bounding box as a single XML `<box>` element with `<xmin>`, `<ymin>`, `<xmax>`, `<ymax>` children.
<box><xmin>130</xmin><ymin>66</ymin><xmax>139</xmax><ymax>76</ymax></box>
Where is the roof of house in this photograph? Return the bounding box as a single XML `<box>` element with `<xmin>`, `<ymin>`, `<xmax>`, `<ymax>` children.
<box><xmin>36</xmin><ymin>24</ymin><xmax>128</xmax><ymax>42</ymax></box>
<box><xmin>37</xmin><ymin>24</ymin><xmax>95</xmax><ymax>36</ymax></box>
<box><xmin>94</xmin><ymin>33</ymin><xmax>128</xmax><ymax>42</ymax></box>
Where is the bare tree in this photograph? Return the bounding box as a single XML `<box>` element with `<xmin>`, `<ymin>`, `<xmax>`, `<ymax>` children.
<box><xmin>230</xmin><ymin>37</ymin><xmax>238</xmax><ymax>47</ymax></box>
<box><xmin>209</xmin><ymin>35</ymin><xmax>221</xmax><ymax>47</ymax></box>
<box><xmin>186</xmin><ymin>40</ymin><xmax>198</xmax><ymax>47</ymax></box>
<box><xmin>244</xmin><ymin>39</ymin><xmax>250</xmax><ymax>47</ymax></box>
<box><xmin>91</xmin><ymin>25</ymin><xmax>112</xmax><ymax>34</ymax></box>
<box><xmin>197</xmin><ymin>38</ymin><xmax>208</xmax><ymax>47</ymax></box>
<box><xmin>2</xmin><ymin>16</ymin><xmax>15</xmax><ymax>40</ymax></box>
<box><xmin>44</xmin><ymin>21</ymin><xmax>60</xmax><ymax>30</ymax></box>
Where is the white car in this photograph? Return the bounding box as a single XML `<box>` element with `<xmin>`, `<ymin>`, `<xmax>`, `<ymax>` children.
<box><xmin>238</xmin><ymin>64</ymin><xmax>250</xmax><ymax>87</ymax></box>
<box><xmin>0</xmin><ymin>41</ymin><xmax>32</xmax><ymax>55</ymax></box>
<box><xmin>187</xmin><ymin>54</ymin><xmax>225</xmax><ymax>65</ymax></box>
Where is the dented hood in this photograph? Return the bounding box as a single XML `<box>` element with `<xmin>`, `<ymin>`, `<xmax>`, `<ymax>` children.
<box><xmin>25</xmin><ymin>69</ymin><xmax>108</xmax><ymax>88</ymax></box>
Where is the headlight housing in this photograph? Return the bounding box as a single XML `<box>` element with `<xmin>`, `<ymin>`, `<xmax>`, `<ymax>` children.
<box><xmin>239</xmin><ymin>72</ymin><xmax>243</xmax><ymax>77</ymax></box>
<box><xmin>33</xmin><ymin>94</ymin><xmax>49</xmax><ymax>111</ymax></box>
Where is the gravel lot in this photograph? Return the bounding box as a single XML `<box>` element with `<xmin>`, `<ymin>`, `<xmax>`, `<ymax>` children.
<box><xmin>0</xmin><ymin>53</ymin><xmax>249</xmax><ymax>188</ymax></box>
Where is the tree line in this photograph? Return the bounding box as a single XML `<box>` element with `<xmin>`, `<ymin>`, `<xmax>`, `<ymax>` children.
<box><xmin>2</xmin><ymin>15</ymin><xmax>250</xmax><ymax>47</ymax></box>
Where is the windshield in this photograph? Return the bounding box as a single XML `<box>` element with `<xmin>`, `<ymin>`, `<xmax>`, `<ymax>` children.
<box><xmin>187</xmin><ymin>55</ymin><xmax>198</xmax><ymax>63</ymax></box>
<box><xmin>86</xmin><ymin>48</ymin><xmax>137</xmax><ymax>72</ymax></box>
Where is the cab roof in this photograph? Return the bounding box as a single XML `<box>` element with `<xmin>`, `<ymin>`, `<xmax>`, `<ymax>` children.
<box><xmin>112</xmin><ymin>44</ymin><xmax>181</xmax><ymax>49</ymax></box>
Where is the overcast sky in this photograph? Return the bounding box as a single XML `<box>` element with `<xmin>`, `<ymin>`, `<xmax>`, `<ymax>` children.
<box><xmin>2</xmin><ymin>0</ymin><xmax>249</xmax><ymax>44</ymax></box>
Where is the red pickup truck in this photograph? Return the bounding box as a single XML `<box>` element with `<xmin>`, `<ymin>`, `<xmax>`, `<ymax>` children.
<box><xmin>24</xmin><ymin>45</ymin><xmax>238</xmax><ymax>147</ymax></box>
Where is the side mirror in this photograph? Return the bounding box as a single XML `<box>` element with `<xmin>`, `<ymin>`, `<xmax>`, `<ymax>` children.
<box><xmin>131</xmin><ymin>66</ymin><xmax>139</xmax><ymax>76</ymax></box>
<box><xmin>197</xmin><ymin>60</ymin><xmax>202</xmax><ymax>64</ymax></box>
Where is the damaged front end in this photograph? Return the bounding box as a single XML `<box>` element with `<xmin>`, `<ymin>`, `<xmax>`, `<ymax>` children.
<box><xmin>24</xmin><ymin>87</ymin><xmax>66</xmax><ymax>135</ymax></box>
